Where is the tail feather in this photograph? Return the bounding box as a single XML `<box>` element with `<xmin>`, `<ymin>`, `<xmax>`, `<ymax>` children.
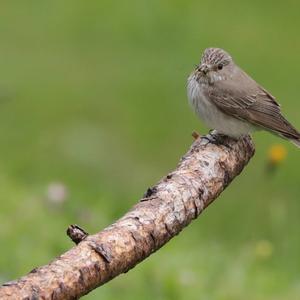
<box><xmin>290</xmin><ymin>138</ymin><xmax>300</xmax><ymax>148</ymax></box>
<box><xmin>278</xmin><ymin>130</ymin><xmax>300</xmax><ymax>148</ymax></box>
<box><xmin>266</xmin><ymin>130</ymin><xmax>300</xmax><ymax>149</ymax></box>
<box><xmin>269</xmin><ymin>116</ymin><xmax>300</xmax><ymax>149</ymax></box>
<box><xmin>254</xmin><ymin>113</ymin><xmax>300</xmax><ymax>149</ymax></box>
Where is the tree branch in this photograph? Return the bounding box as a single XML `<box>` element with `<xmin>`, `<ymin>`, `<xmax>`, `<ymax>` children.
<box><xmin>0</xmin><ymin>134</ymin><xmax>255</xmax><ymax>299</ymax></box>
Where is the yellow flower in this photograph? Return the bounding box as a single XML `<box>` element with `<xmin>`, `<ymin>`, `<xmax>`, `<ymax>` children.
<box><xmin>268</xmin><ymin>144</ymin><xmax>287</xmax><ymax>165</ymax></box>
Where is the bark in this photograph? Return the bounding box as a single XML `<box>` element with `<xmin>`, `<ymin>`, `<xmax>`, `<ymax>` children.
<box><xmin>0</xmin><ymin>134</ymin><xmax>255</xmax><ymax>299</ymax></box>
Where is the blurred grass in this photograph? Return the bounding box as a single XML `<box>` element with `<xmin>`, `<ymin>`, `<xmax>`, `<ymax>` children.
<box><xmin>0</xmin><ymin>1</ymin><xmax>300</xmax><ymax>299</ymax></box>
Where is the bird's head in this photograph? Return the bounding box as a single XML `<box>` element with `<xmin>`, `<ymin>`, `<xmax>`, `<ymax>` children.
<box><xmin>195</xmin><ymin>48</ymin><xmax>234</xmax><ymax>83</ymax></box>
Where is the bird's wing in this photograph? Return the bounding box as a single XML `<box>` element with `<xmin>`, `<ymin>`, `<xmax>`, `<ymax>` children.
<box><xmin>207</xmin><ymin>73</ymin><xmax>300</xmax><ymax>140</ymax></box>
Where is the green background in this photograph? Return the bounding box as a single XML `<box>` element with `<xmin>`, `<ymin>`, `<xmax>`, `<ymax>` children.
<box><xmin>0</xmin><ymin>1</ymin><xmax>299</xmax><ymax>299</ymax></box>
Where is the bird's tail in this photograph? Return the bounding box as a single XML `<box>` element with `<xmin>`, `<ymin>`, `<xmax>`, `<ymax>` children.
<box><xmin>270</xmin><ymin>116</ymin><xmax>300</xmax><ymax>149</ymax></box>
<box><xmin>251</xmin><ymin>108</ymin><xmax>300</xmax><ymax>149</ymax></box>
<box><xmin>290</xmin><ymin>137</ymin><xmax>300</xmax><ymax>148</ymax></box>
<box><xmin>277</xmin><ymin>128</ymin><xmax>300</xmax><ymax>149</ymax></box>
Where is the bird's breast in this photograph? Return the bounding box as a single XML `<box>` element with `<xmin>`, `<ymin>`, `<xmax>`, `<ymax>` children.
<box><xmin>187</xmin><ymin>75</ymin><xmax>254</xmax><ymax>137</ymax></box>
<box><xmin>187</xmin><ymin>76</ymin><xmax>221</xmax><ymax>127</ymax></box>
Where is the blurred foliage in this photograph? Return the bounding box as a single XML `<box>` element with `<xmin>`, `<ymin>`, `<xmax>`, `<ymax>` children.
<box><xmin>0</xmin><ymin>1</ymin><xmax>299</xmax><ymax>299</ymax></box>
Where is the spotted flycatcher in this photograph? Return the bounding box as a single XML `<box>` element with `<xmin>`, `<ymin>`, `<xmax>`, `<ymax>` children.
<box><xmin>187</xmin><ymin>48</ymin><xmax>300</xmax><ymax>147</ymax></box>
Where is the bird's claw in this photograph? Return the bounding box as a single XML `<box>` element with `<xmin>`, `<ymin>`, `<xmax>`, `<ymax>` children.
<box><xmin>200</xmin><ymin>130</ymin><xmax>233</xmax><ymax>149</ymax></box>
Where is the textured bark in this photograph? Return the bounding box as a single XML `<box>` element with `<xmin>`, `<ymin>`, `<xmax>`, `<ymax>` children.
<box><xmin>0</xmin><ymin>135</ymin><xmax>255</xmax><ymax>299</ymax></box>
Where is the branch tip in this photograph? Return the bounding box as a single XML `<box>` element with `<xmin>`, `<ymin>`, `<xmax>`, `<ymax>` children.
<box><xmin>67</xmin><ymin>225</ymin><xmax>89</xmax><ymax>244</ymax></box>
<box><xmin>192</xmin><ymin>131</ymin><xmax>200</xmax><ymax>139</ymax></box>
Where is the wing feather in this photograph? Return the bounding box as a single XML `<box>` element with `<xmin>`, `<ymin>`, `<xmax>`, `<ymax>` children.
<box><xmin>206</xmin><ymin>71</ymin><xmax>300</xmax><ymax>140</ymax></box>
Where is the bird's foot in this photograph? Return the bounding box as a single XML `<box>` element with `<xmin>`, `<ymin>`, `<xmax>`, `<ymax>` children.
<box><xmin>200</xmin><ymin>130</ymin><xmax>232</xmax><ymax>148</ymax></box>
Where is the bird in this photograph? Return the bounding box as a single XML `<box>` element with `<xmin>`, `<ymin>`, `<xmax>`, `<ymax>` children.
<box><xmin>187</xmin><ymin>47</ymin><xmax>300</xmax><ymax>148</ymax></box>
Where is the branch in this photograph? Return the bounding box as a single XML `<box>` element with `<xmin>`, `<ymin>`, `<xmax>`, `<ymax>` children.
<box><xmin>0</xmin><ymin>134</ymin><xmax>255</xmax><ymax>299</ymax></box>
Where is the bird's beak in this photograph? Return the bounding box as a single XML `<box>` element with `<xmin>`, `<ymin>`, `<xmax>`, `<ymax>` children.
<box><xmin>197</xmin><ymin>64</ymin><xmax>210</xmax><ymax>75</ymax></box>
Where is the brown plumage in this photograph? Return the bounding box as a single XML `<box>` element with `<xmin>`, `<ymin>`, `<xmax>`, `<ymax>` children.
<box><xmin>187</xmin><ymin>48</ymin><xmax>300</xmax><ymax>148</ymax></box>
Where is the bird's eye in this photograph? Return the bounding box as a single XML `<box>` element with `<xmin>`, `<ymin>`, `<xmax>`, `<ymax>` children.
<box><xmin>217</xmin><ymin>64</ymin><xmax>223</xmax><ymax>70</ymax></box>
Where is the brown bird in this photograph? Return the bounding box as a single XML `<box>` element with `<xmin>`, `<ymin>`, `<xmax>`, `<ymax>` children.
<box><xmin>187</xmin><ymin>48</ymin><xmax>300</xmax><ymax>147</ymax></box>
